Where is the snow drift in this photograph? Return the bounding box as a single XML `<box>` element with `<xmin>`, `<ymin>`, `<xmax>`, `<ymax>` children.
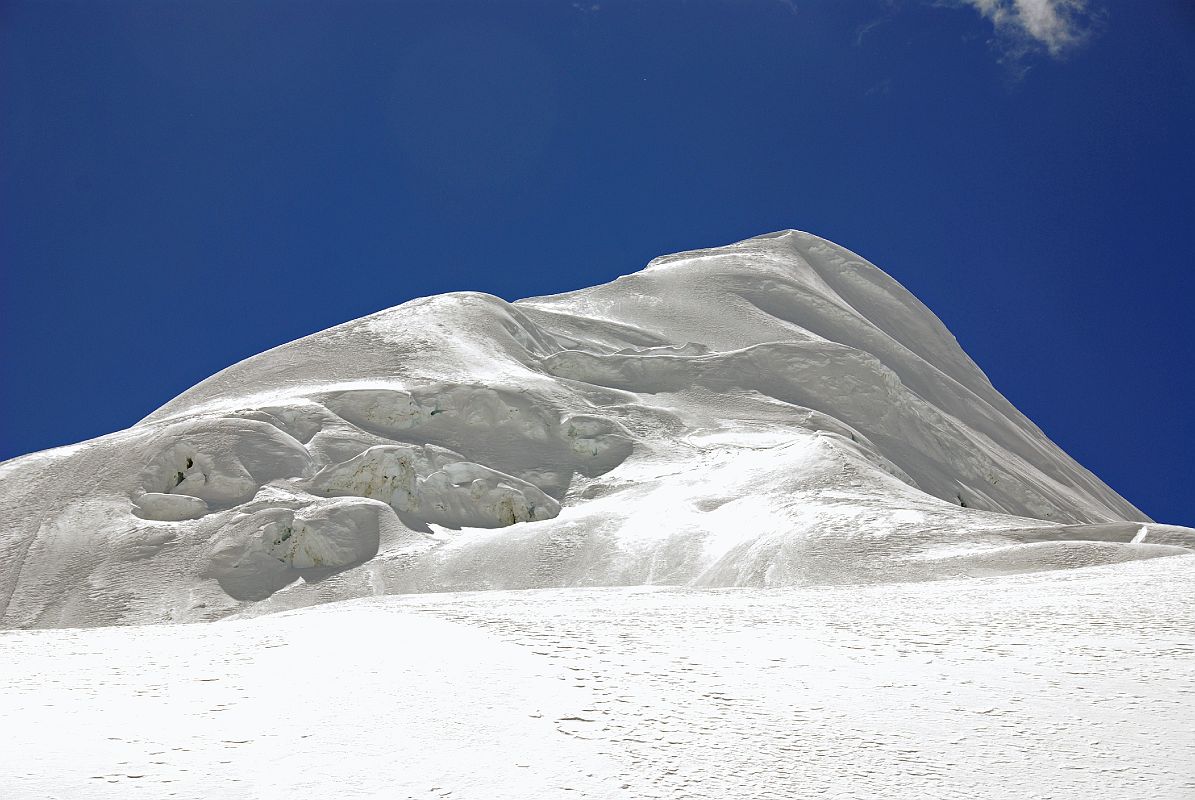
<box><xmin>1</xmin><ymin>230</ymin><xmax>1190</xmax><ymax>628</ymax></box>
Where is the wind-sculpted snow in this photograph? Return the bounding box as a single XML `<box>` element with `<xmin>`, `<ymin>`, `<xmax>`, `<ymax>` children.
<box><xmin>0</xmin><ymin>230</ymin><xmax>1190</xmax><ymax>628</ymax></box>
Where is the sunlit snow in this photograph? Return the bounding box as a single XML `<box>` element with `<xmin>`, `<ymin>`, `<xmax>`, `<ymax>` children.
<box><xmin>1</xmin><ymin>231</ymin><xmax>1190</xmax><ymax>797</ymax></box>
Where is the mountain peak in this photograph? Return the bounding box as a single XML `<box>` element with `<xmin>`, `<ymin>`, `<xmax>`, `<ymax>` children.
<box><xmin>1</xmin><ymin>232</ymin><xmax>1189</xmax><ymax>628</ymax></box>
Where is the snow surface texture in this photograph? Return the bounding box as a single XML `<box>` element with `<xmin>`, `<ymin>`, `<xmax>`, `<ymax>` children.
<box><xmin>1</xmin><ymin>230</ymin><xmax>1192</xmax><ymax>628</ymax></box>
<box><xmin>2</xmin><ymin>561</ymin><xmax>1192</xmax><ymax>798</ymax></box>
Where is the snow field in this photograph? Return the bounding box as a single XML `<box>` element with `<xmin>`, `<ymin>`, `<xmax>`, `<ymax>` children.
<box><xmin>2</xmin><ymin>556</ymin><xmax>1191</xmax><ymax>799</ymax></box>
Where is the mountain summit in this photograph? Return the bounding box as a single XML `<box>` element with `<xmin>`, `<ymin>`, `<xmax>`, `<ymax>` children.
<box><xmin>1</xmin><ymin>230</ymin><xmax>1190</xmax><ymax>628</ymax></box>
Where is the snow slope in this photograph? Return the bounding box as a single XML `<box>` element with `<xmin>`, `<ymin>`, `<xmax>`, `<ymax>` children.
<box><xmin>0</xmin><ymin>230</ymin><xmax>1191</xmax><ymax>628</ymax></box>
<box><xmin>3</xmin><ymin>559</ymin><xmax>1193</xmax><ymax>799</ymax></box>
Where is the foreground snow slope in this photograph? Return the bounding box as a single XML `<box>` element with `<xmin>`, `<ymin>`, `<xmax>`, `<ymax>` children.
<box><xmin>1</xmin><ymin>230</ymin><xmax>1190</xmax><ymax>628</ymax></box>
<box><xmin>3</xmin><ymin>558</ymin><xmax>1192</xmax><ymax>799</ymax></box>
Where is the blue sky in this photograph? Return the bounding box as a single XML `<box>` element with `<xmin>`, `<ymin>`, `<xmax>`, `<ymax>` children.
<box><xmin>1</xmin><ymin>1</ymin><xmax>1192</xmax><ymax>524</ymax></box>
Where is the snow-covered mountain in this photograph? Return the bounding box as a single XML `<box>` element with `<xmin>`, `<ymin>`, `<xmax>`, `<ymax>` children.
<box><xmin>4</xmin><ymin>231</ymin><xmax>1193</xmax><ymax>800</ymax></box>
<box><xmin>1</xmin><ymin>230</ymin><xmax>1190</xmax><ymax>629</ymax></box>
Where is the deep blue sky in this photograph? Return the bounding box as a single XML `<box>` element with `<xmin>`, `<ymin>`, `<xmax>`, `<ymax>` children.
<box><xmin>2</xmin><ymin>1</ymin><xmax>1192</xmax><ymax>524</ymax></box>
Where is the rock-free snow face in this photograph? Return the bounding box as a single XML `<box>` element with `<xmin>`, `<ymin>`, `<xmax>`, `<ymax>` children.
<box><xmin>1</xmin><ymin>230</ymin><xmax>1190</xmax><ymax>628</ymax></box>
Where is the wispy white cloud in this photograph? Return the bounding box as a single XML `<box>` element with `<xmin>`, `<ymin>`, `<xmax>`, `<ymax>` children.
<box><xmin>954</xmin><ymin>0</ymin><xmax>1096</xmax><ymax>56</ymax></box>
<box><xmin>855</xmin><ymin>16</ymin><xmax>889</xmax><ymax>47</ymax></box>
